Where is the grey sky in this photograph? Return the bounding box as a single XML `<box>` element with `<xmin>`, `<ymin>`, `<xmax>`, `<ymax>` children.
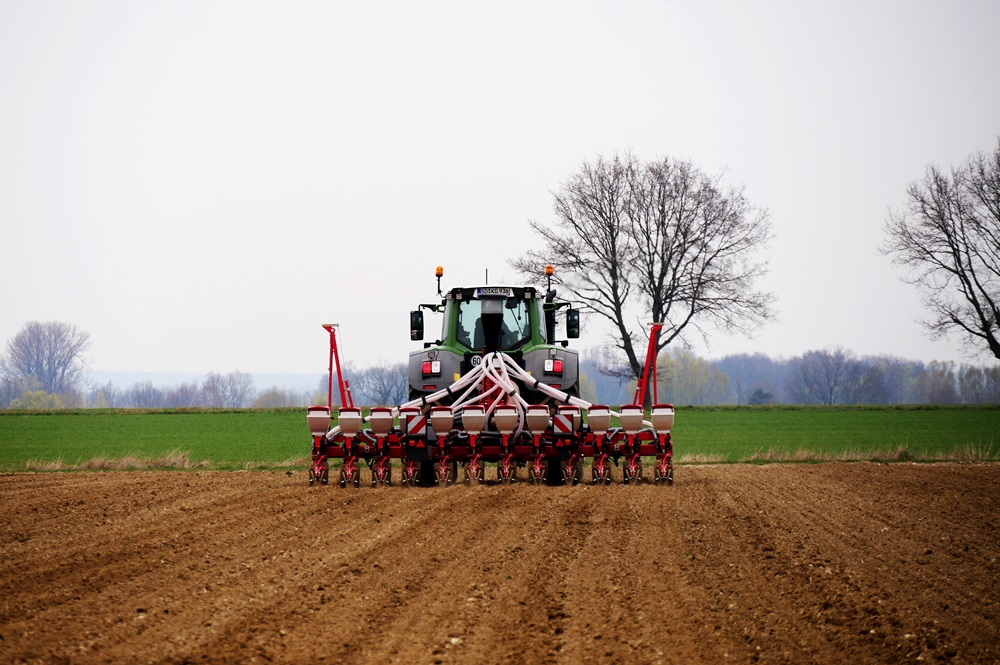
<box><xmin>2</xmin><ymin>0</ymin><xmax>998</xmax><ymax>376</ymax></box>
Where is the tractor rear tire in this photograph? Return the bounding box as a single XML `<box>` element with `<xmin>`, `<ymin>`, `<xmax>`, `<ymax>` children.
<box><xmin>418</xmin><ymin>460</ymin><xmax>437</xmax><ymax>486</ymax></box>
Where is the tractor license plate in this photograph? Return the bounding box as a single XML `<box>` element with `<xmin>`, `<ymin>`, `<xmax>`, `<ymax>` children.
<box><xmin>476</xmin><ymin>287</ymin><xmax>513</xmax><ymax>297</ymax></box>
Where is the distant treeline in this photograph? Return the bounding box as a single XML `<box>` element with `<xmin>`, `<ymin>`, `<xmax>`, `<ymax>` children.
<box><xmin>580</xmin><ymin>347</ymin><xmax>1000</xmax><ymax>406</ymax></box>
<box><xmin>2</xmin><ymin>350</ymin><xmax>997</xmax><ymax>410</ymax></box>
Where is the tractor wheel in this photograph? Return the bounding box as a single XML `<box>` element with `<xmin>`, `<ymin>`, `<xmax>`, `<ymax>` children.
<box><xmin>544</xmin><ymin>458</ymin><xmax>563</xmax><ymax>486</ymax></box>
<box><xmin>418</xmin><ymin>460</ymin><xmax>437</xmax><ymax>486</ymax></box>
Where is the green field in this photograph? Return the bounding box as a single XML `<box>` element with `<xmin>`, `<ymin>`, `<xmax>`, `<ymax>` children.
<box><xmin>0</xmin><ymin>405</ymin><xmax>997</xmax><ymax>471</ymax></box>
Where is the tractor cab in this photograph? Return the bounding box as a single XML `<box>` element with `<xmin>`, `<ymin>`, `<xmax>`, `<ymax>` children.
<box><xmin>446</xmin><ymin>286</ymin><xmax>542</xmax><ymax>353</ymax></box>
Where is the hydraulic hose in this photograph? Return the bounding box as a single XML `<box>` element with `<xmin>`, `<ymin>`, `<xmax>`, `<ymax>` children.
<box><xmin>324</xmin><ymin>350</ymin><xmax>657</xmax><ymax>442</ymax></box>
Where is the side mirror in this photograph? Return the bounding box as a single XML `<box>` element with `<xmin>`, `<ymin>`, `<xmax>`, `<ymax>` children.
<box><xmin>566</xmin><ymin>308</ymin><xmax>580</xmax><ymax>338</ymax></box>
<box><xmin>410</xmin><ymin>310</ymin><xmax>424</xmax><ymax>341</ymax></box>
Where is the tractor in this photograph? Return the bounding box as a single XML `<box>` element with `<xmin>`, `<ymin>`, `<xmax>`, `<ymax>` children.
<box><xmin>306</xmin><ymin>266</ymin><xmax>674</xmax><ymax>488</ymax></box>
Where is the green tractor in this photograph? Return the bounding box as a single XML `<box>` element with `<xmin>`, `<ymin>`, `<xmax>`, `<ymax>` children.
<box><xmin>407</xmin><ymin>266</ymin><xmax>581</xmax><ymax>406</ymax></box>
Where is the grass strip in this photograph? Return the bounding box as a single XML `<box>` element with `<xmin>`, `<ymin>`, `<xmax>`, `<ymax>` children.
<box><xmin>0</xmin><ymin>405</ymin><xmax>997</xmax><ymax>471</ymax></box>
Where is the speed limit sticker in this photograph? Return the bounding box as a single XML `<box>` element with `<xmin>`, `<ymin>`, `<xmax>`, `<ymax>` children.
<box><xmin>470</xmin><ymin>355</ymin><xmax>482</xmax><ymax>367</ymax></box>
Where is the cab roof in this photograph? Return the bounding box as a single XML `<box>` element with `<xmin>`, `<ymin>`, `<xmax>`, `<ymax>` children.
<box><xmin>446</xmin><ymin>285</ymin><xmax>540</xmax><ymax>299</ymax></box>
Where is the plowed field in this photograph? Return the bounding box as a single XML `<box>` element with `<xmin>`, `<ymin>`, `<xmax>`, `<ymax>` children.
<box><xmin>1</xmin><ymin>463</ymin><xmax>997</xmax><ymax>664</ymax></box>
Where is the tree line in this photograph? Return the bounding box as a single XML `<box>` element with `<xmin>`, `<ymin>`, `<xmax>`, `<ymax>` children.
<box><xmin>0</xmin><ymin>321</ymin><xmax>410</xmax><ymax>410</ymax></box>
<box><xmin>1</xmin><ymin>321</ymin><xmax>996</xmax><ymax>410</ymax></box>
<box><xmin>580</xmin><ymin>346</ymin><xmax>999</xmax><ymax>407</ymax></box>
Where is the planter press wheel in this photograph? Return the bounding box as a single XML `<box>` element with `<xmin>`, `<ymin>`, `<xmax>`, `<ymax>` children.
<box><xmin>527</xmin><ymin>465</ymin><xmax>543</xmax><ymax>485</ymax></box>
<box><xmin>437</xmin><ymin>459</ymin><xmax>457</xmax><ymax>486</ymax></box>
<box><xmin>654</xmin><ymin>459</ymin><xmax>674</xmax><ymax>485</ymax></box>
<box><xmin>498</xmin><ymin>458</ymin><xmax>516</xmax><ymax>484</ymax></box>
<box><xmin>401</xmin><ymin>461</ymin><xmax>419</xmax><ymax>487</ymax></box>
<box><xmin>339</xmin><ymin>466</ymin><xmax>360</xmax><ymax>488</ymax></box>
<box><xmin>624</xmin><ymin>458</ymin><xmax>643</xmax><ymax>485</ymax></box>
<box><xmin>465</xmin><ymin>459</ymin><xmax>485</xmax><ymax>485</ymax></box>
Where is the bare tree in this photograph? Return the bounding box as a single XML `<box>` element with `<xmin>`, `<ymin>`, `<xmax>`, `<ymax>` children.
<box><xmin>652</xmin><ymin>347</ymin><xmax>733</xmax><ymax>406</ymax></box>
<box><xmin>163</xmin><ymin>381</ymin><xmax>203</xmax><ymax>408</ymax></box>
<box><xmin>252</xmin><ymin>387</ymin><xmax>298</xmax><ymax>408</ymax></box>
<box><xmin>1</xmin><ymin>321</ymin><xmax>91</xmax><ymax>394</ymax></box>
<box><xmin>787</xmin><ymin>347</ymin><xmax>872</xmax><ymax>405</ymax></box>
<box><xmin>87</xmin><ymin>381</ymin><xmax>124</xmax><ymax>408</ymax></box>
<box><xmin>352</xmin><ymin>361</ymin><xmax>408</xmax><ymax>406</ymax></box>
<box><xmin>910</xmin><ymin>361</ymin><xmax>960</xmax><ymax>404</ymax></box>
<box><xmin>513</xmin><ymin>153</ymin><xmax>774</xmax><ymax>401</ymax></box>
<box><xmin>0</xmin><ymin>375</ymin><xmax>30</xmax><ymax>409</ymax></box>
<box><xmin>225</xmin><ymin>371</ymin><xmax>256</xmax><ymax>408</ymax></box>
<box><xmin>957</xmin><ymin>364</ymin><xmax>1000</xmax><ymax>404</ymax></box>
<box><xmin>122</xmin><ymin>381</ymin><xmax>164</xmax><ymax>409</ymax></box>
<box><xmin>201</xmin><ymin>372</ymin><xmax>228</xmax><ymax>408</ymax></box>
<box><xmin>714</xmin><ymin>352</ymin><xmax>786</xmax><ymax>405</ymax></box>
<box><xmin>883</xmin><ymin>139</ymin><xmax>1000</xmax><ymax>359</ymax></box>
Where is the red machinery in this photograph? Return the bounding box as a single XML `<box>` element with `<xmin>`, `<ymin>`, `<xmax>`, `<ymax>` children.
<box><xmin>307</xmin><ymin>275</ymin><xmax>674</xmax><ymax>487</ymax></box>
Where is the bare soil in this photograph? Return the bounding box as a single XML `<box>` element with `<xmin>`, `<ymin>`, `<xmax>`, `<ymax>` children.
<box><xmin>1</xmin><ymin>463</ymin><xmax>997</xmax><ymax>664</ymax></box>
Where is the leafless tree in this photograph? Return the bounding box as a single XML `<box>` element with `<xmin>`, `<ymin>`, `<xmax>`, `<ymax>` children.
<box><xmin>787</xmin><ymin>347</ymin><xmax>874</xmax><ymax>405</ymax></box>
<box><xmin>1</xmin><ymin>321</ymin><xmax>91</xmax><ymax>394</ymax></box>
<box><xmin>512</xmin><ymin>153</ymin><xmax>774</xmax><ymax>400</ymax></box>
<box><xmin>200</xmin><ymin>371</ymin><xmax>256</xmax><ymax>408</ymax></box>
<box><xmin>957</xmin><ymin>364</ymin><xmax>1000</xmax><ymax>404</ymax></box>
<box><xmin>87</xmin><ymin>381</ymin><xmax>124</xmax><ymax>408</ymax></box>
<box><xmin>352</xmin><ymin>361</ymin><xmax>408</xmax><ymax>406</ymax></box>
<box><xmin>252</xmin><ymin>387</ymin><xmax>299</xmax><ymax>408</ymax></box>
<box><xmin>0</xmin><ymin>375</ymin><xmax>25</xmax><ymax>409</ymax></box>
<box><xmin>225</xmin><ymin>371</ymin><xmax>256</xmax><ymax>408</ymax></box>
<box><xmin>909</xmin><ymin>361</ymin><xmax>961</xmax><ymax>404</ymax></box>
<box><xmin>201</xmin><ymin>372</ymin><xmax>228</xmax><ymax>408</ymax></box>
<box><xmin>163</xmin><ymin>381</ymin><xmax>203</xmax><ymax>408</ymax></box>
<box><xmin>122</xmin><ymin>381</ymin><xmax>164</xmax><ymax>409</ymax></box>
<box><xmin>883</xmin><ymin>139</ymin><xmax>1000</xmax><ymax>359</ymax></box>
<box><xmin>714</xmin><ymin>352</ymin><xmax>786</xmax><ymax>405</ymax></box>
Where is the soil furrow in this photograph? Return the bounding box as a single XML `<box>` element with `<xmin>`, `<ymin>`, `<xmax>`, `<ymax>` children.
<box><xmin>0</xmin><ymin>463</ymin><xmax>996</xmax><ymax>664</ymax></box>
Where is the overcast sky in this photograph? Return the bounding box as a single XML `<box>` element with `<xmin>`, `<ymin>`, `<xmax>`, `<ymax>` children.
<box><xmin>2</xmin><ymin>0</ymin><xmax>998</xmax><ymax>377</ymax></box>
